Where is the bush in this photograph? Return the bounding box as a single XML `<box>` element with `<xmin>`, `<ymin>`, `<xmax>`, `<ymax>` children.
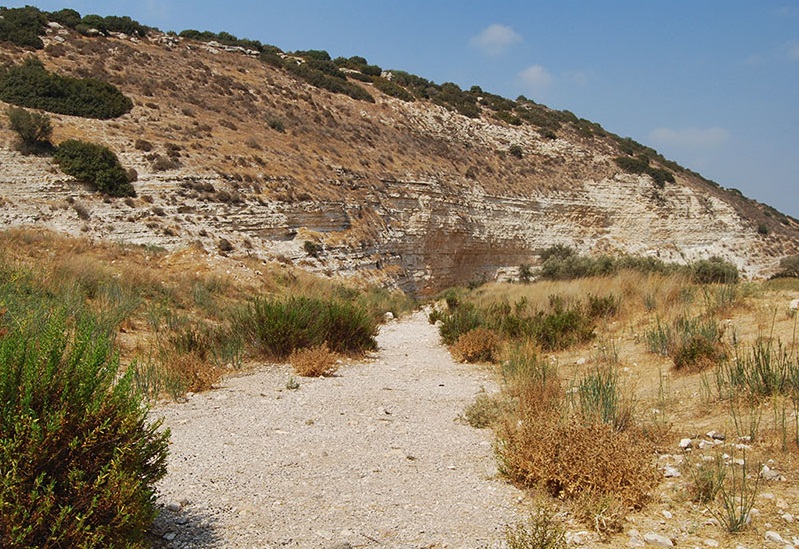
<box><xmin>508</xmin><ymin>144</ymin><xmax>523</xmax><ymax>159</ymax></box>
<box><xmin>692</xmin><ymin>256</ymin><xmax>739</xmax><ymax>284</ymax></box>
<box><xmin>775</xmin><ymin>255</ymin><xmax>799</xmax><ymax>278</ymax></box>
<box><xmin>0</xmin><ymin>6</ymin><xmax>47</xmax><ymax>49</ymax></box>
<box><xmin>372</xmin><ymin>77</ymin><xmax>415</xmax><ymax>102</ymax></box>
<box><xmin>47</xmin><ymin>8</ymin><xmax>81</xmax><ymax>29</ymax></box>
<box><xmin>6</xmin><ymin>106</ymin><xmax>52</xmax><ymax>152</ymax></box>
<box><xmin>233</xmin><ymin>295</ymin><xmax>378</xmax><ymax>359</ymax></box>
<box><xmin>451</xmin><ymin>326</ymin><xmax>499</xmax><ymax>363</ymax></box>
<box><xmin>285</xmin><ymin>60</ymin><xmax>375</xmax><ymax>102</ymax></box>
<box><xmin>0</xmin><ymin>308</ymin><xmax>169</xmax><ymax>547</ymax></box>
<box><xmin>0</xmin><ymin>57</ymin><xmax>133</xmax><ymax>119</ymax></box>
<box><xmin>613</xmin><ymin>155</ymin><xmax>675</xmax><ymax>188</ymax></box>
<box><xmin>54</xmin><ymin>139</ymin><xmax>135</xmax><ymax>197</ymax></box>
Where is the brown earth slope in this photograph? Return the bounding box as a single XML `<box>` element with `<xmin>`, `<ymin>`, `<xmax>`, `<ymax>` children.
<box><xmin>1</xmin><ymin>24</ymin><xmax>797</xmax><ymax>293</ymax></box>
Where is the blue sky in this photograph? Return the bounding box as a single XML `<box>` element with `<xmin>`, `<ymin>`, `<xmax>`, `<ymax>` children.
<box><xmin>7</xmin><ymin>1</ymin><xmax>799</xmax><ymax>218</ymax></box>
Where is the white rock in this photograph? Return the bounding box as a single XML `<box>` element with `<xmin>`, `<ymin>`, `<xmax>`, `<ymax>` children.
<box><xmin>165</xmin><ymin>500</ymin><xmax>183</xmax><ymax>512</ymax></box>
<box><xmin>643</xmin><ymin>532</ymin><xmax>673</xmax><ymax>547</ymax></box>
<box><xmin>383</xmin><ymin>311</ymin><xmax>395</xmax><ymax>322</ymax></box>
<box><xmin>662</xmin><ymin>510</ymin><xmax>673</xmax><ymax>519</ymax></box>
<box><xmin>679</xmin><ymin>438</ymin><xmax>693</xmax><ymax>449</ymax></box>
<box><xmin>765</xmin><ymin>531</ymin><xmax>785</xmax><ymax>544</ymax></box>
<box><xmin>663</xmin><ymin>466</ymin><xmax>681</xmax><ymax>478</ymax></box>
<box><xmin>790</xmin><ymin>298</ymin><xmax>799</xmax><ymax>310</ymax></box>
<box><xmin>782</xmin><ymin>513</ymin><xmax>794</xmax><ymax>523</ymax></box>
<box><xmin>704</xmin><ymin>540</ymin><xmax>719</xmax><ymax>547</ymax></box>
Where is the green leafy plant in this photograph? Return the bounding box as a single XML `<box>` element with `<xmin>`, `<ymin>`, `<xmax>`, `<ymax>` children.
<box><xmin>0</xmin><ymin>307</ymin><xmax>169</xmax><ymax>548</ymax></box>
<box><xmin>54</xmin><ymin>139</ymin><xmax>135</xmax><ymax>197</ymax></box>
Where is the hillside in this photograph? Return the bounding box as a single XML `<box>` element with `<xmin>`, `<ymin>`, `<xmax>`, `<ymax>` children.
<box><xmin>1</xmin><ymin>9</ymin><xmax>798</xmax><ymax>293</ymax></box>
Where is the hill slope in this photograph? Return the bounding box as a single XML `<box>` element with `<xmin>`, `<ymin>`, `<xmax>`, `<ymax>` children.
<box><xmin>1</xmin><ymin>16</ymin><xmax>797</xmax><ymax>293</ymax></box>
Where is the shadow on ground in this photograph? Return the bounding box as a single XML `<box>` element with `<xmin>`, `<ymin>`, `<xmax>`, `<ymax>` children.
<box><xmin>147</xmin><ymin>503</ymin><xmax>222</xmax><ymax>548</ymax></box>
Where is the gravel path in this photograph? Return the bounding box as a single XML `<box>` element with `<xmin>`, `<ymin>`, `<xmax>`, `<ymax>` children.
<box><xmin>150</xmin><ymin>310</ymin><xmax>525</xmax><ymax>548</ymax></box>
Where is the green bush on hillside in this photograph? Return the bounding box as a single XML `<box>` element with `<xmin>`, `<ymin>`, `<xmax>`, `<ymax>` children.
<box><xmin>54</xmin><ymin>139</ymin><xmax>136</xmax><ymax>197</ymax></box>
<box><xmin>0</xmin><ymin>307</ymin><xmax>169</xmax><ymax>548</ymax></box>
<box><xmin>79</xmin><ymin>14</ymin><xmax>149</xmax><ymax>37</ymax></box>
<box><xmin>372</xmin><ymin>77</ymin><xmax>415</xmax><ymax>101</ymax></box>
<box><xmin>614</xmin><ymin>154</ymin><xmax>675</xmax><ymax>188</ymax></box>
<box><xmin>47</xmin><ymin>8</ymin><xmax>82</xmax><ymax>29</ymax></box>
<box><xmin>6</xmin><ymin>106</ymin><xmax>52</xmax><ymax>153</ymax></box>
<box><xmin>0</xmin><ymin>57</ymin><xmax>133</xmax><ymax>119</ymax></box>
<box><xmin>0</xmin><ymin>6</ymin><xmax>47</xmax><ymax>49</ymax></box>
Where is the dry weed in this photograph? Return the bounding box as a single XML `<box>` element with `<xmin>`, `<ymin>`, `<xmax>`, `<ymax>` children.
<box><xmin>290</xmin><ymin>343</ymin><xmax>340</xmax><ymax>377</ymax></box>
<box><xmin>165</xmin><ymin>351</ymin><xmax>223</xmax><ymax>393</ymax></box>
<box><xmin>452</xmin><ymin>326</ymin><xmax>500</xmax><ymax>363</ymax></box>
<box><xmin>498</xmin><ymin>416</ymin><xmax>659</xmax><ymax>512</ymax></box>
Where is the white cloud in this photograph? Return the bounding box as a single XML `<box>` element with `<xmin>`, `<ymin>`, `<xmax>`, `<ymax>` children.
<box><xmin>470</xmin><ymin>24</ymin><xmax>522</xmax><ymax>56</ymax></box>
<box><xmin>648</xmin><ymin>127</ymin><xmax>730</xmax><ymax>149</ymax></box>
<box><xmin>518</xmin><ymin>64</ymin><xmax>553</xmax><ymax>94</ymax></box>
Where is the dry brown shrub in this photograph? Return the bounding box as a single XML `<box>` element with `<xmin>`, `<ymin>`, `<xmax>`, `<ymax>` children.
<box><xmin>452</xmin><ymin>326</ymin><xmax>500</xmax><ymax>363</ymax></box>
<box><xmin>497</xmin><ymin>416</ymin><xmax>659</xmax><ymax>513</ymax></box>
<box><xmin>165</xmin><ymin>351</ymin><xmax>222</xmax><ymax>393</ymax></box>
<box><xmin>290</xmin><ymin>343</ymin><xmax>339</xmax><ymax>377</ymax></box>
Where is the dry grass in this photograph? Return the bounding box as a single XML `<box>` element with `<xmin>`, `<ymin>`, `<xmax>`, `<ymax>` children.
<box><xmin>445</xmin><ymin>272</ymin><xmax>799</xmax><ymax>542</ymax></box>
<box><xmin>289</xmin><ymin>343</ymin><xmax>340</xmax><ymax>377</ymax></box>
<box><xmin>0</xmin><ymin>228</ymin><xmax>407</xmax><ymax>399</ymax></box>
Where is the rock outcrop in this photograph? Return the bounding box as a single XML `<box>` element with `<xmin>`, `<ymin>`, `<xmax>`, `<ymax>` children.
<box><xmin>1</xmin><ymin>25</ymin><xmax>797</xmax><ymax>293</ymax></box>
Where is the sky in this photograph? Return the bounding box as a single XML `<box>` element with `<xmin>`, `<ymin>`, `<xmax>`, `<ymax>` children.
<box><xmin>6</xmin><ymin>1</ymin><xmax>799</xmax><ymax>218</ymax></box>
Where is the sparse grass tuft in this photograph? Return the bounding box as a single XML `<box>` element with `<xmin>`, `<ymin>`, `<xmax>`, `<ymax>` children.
<box><xmin>503</xmin><ymin>507</ymin><xmax>566</xmax><ymax>549</ymax></box>
<box><xmin>463</xmin><ymin>392</ymin><xmax>506</xmax><ymax>428</ymax></box>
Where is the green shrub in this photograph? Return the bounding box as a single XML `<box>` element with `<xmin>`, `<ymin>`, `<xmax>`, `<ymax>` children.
<box><xmin>775</xmin><ymin>255</ymin><xmax>799</xmax><ymax>278</ymax></box>
<box><xmin>54</xmin><ymin>139</ymin><xmax>135</xmax><ymax>197</ymax></box>
<box><xmin>372</xmin><ymin>77</ymin><xmax>415</xmax><ymax>102</ymax></box>
<box><xmin>6</xmin><ymin>106</ymin><xmax>52</xmax><ymax>153</ymax></box>
<box><xmin>81</xmin><ymin>14</ymin><xmax>149</xmax><ymax>37</ymax></box>
<box><xmin>437</xmin><ymin>302</ymin><xmax>484</xmax><ymax>345</ymax></box>
<box><xmin>0</xmin><ymin>6</ymin><xmax>47</xmax><ymax>49</ymax></box>
<box><xmin>0</xmin><ymin>57</ymin><xmax>133</xmax><ymax>119</ymax></box>
<box><xmin>232</xmin><ymin>295</ymin><xmax>378</xmax><ymax>358</ymax></box>
<box><xmin>692</xmin><ymin>256</ymin><xmax>739</xmax><ymax>284</ymax></box>
<box><xmin>47</xmin><ymin>8</ymin><xmax>82</xmax><ymax>29</ymax></box>
<box><xmin>645</xmin><ymin>314</ymin><xmax>724</xmax><ymax>371</ymax></box>
<box><xmin>613</xmin><ymin>155</ymin><xmax>675</xmax><ymax>188</ymax></box>
<box><xmin>285</xmin><ymin>61</ymin><xmax>375</xmax><ymax>102</ymax></box>
<box><xmin>431</xmin><ymin>81</ymin><xmax>480</xmax><ymax>118</ymax></box>
<box><xmin>508</xmin><ymin>144</ymin><xmax>523</xmax><ymax>159</ymax></box>
<box><xmin>0</xmin><ymin>308</ymin><xmax>169</xmax><ymax>548</ymax></box>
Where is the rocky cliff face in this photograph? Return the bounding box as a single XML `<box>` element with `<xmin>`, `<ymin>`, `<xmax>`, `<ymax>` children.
<box><xmin>0</xmin><ymin>25</ymin><xmax>797</xmax><ymax>293</ymax></box>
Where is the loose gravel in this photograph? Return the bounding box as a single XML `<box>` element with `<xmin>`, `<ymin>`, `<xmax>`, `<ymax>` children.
<box><xmin>149</xmin><ymin>310</ymin><xmax>525</xmax><ymax>548</ymax></box>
